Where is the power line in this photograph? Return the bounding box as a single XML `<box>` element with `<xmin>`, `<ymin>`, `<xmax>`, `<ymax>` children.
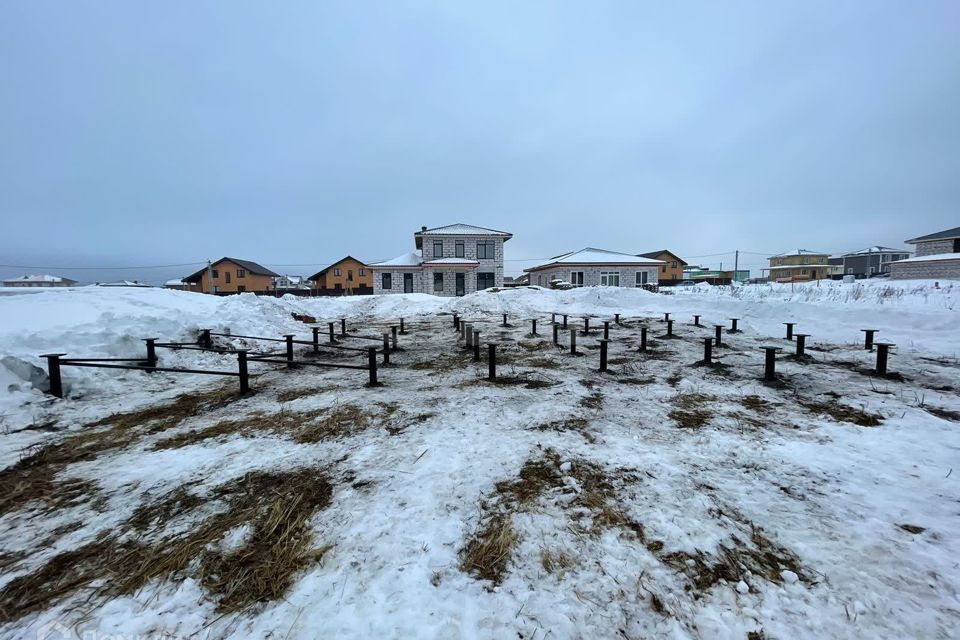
<box><xmin>0</xmin><ymin>261</ymin><xmax>206</xmax><ymax>271</ymax></box>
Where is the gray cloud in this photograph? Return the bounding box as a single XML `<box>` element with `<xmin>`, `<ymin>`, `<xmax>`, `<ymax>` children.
<box><xmin>1</xmin><ymin>1</ymin><xmax>957</xmax><ymax>283</ymax></box>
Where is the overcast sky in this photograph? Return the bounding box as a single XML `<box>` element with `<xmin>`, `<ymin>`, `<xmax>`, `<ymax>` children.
<box><xmin>1</xmin><ymin>1</ymin><xmax>958</xmax><ymax>283</ymax></box>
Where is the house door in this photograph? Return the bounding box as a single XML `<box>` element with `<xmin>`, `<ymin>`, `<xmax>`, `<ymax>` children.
<box><xmin>403</xmin><ymin>273</ymin><xmax>414</xmax><ymax>293</ymax></box>
<box><xmin>455</xmin><ymin>273</ymin><xmax>465</xmax><ymax>296</ymax></box>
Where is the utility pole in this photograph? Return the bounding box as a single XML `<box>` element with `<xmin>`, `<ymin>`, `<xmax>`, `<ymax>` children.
<box><xmin>734</xmin><ymin>250</ymin><xmax>739</xmax><ymax>282</ymax></box>
<box><xmin>206</xmin><ymin>259</ymin><xmax>214</xmax><ymax>295</ymax></box>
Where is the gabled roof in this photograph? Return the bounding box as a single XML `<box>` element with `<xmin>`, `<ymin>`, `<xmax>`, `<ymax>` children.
<box><xmin>309</xmin><ymin>256</ymin><xmax>368</xmax><ymax>280</ymax></box>
<box><xmin>416</xmin><ymin>223</ymin><xmax>512</xmax><ymax>237</ymax></box>
<box><xmin>905</xmin><ymin>226</ymin><xmax>960</xmax><ymax>244</ymax></box>
<box><xmin>368</xmin><ymin>251</ymin><xmax>424</xmax><ymax>268</ymax></box>
<box><xmin>638</xmin><ymin>249</ymin><xmax>687</xmax><ymax>265</ymax></box>
<box><xmin>842</xmin><ymin>246</ymin><xmax>910</xmax><ymax>256</ymax></box>
<box><xmin>524</xmin><ymin>248</ymin><xmax>665</xmax><ymax>272</ymax></box>
<box><xmin>768</xmin><ymin>249</ymin><xmax>829</xmax><ymax>259</ymax></box>
<box><xmin>183</xmin><ymin>257</ymin><xmax>280</xmax><ymax>283</ymax></box>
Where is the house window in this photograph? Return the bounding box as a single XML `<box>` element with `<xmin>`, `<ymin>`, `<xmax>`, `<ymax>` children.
<box><xmin>477</xmin><ymin>241</ymin><xmax>494</xmax><ymax>260</ymax></box>
<box><xmin>671</xmin><ymin>261</ymin><xmax>677</xmax><ymax>269</ymax></box>
<box><xmin>600</xmin><ymin>272</ymin><xmax>620</xmax><ymax>286</ymax></box>
<box><xmin>212</xmin><ymin>285</ymin><xmax>220</xmax><ymax>293</ymax></box>
<box><xmin>635</xmin><ymin>271</ymin><xmax>649</xmax><ymax>286</ymax></box>
<box><xmin>335</xmin><ymin>268</ymin><xmax>341</xmax><ymax>276</ymax></box>
<box><xmin>570</xmin><ymin>271</ymin><xmax>584</xmax><ymax>286</ymax></box>
<box><xmin>434</xmin><ymin>272</ymin><xmax>444</xmax><ymax>292</ymax></box>
<box><xmin>225</xmin><ymin>272</ymin><xmax>231</xmax><ymax>284</ymax></box>
<box><xmin>348</xmin><ymin>270</ymin><xmax>354</xmax><ymax>281</ymax></box>
<box><xmin>477</xmin><ymin>272</ymin><xmax>495</xmax><ymax>290</ymax></box>
<box><xmin>433</xmin><ymin>241</ymin><xmax>443</xmax><ymax>258</ymax></box>
<box><xmin>801</xmin><ymin>269</ymin><xmax>808</xmax><ymax>275</ymax></box>
<box><xmin>237</xmin><ymin>285</ymin><xmax>246</xmax><ymax>292</ymax></box>
<box><xmin>237</xmin><ymin>269</ymin><xmax>245</xmax><ymax>278</ymax></box>
<box><xmin>846</xmin><ymin>268</ymin><xmax>853</xmax><ymax>274</ymax></box>
<box><xmin>382</xmin><ymin>273</ymin><xmax>392</xmax><ymax>289</ymax></box>
<box><xmin>455</xmin><ymin>242</ymin><xmax>464</xmax><ymax>258</ymax></box>
<box><xmin>212</xmin><ymin>269</ymin><xmax>219</xmax><ymax>278</ymax></box>
<box><xmin>661</xmin><ymin>265</ymin><xmax>667</xmax><ymax>273</ymax></box>
<box><xmin>538</xmin><ymin>275</ymin><xmax>543</xmax><ymax>286</ymax></box>
<box><xmin>359</xmin><ymin>269</ymin><xmax>366</xmax><ymax>276</ymax></box>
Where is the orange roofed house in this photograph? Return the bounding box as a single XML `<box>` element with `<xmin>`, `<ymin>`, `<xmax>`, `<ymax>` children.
<box><xmin>309</xmin><ymin>256</ymin><xmax>373</xmax><ymax>294</ymax></box>
<box><xmin>183</xmin><ymin>257</ymin><xmax>280</xmax><ymax>294</ymax></box>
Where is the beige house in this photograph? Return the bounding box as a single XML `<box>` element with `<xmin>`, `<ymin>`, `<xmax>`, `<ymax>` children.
<box><xmin>768</xmin><ymin>250</ymin><xmax>831</xmax><ymax>282</ymax></box>
<box><xmin>183</xmin><ymin>257</ymin><xmax>280</xmax><ymax>294</ymax></box>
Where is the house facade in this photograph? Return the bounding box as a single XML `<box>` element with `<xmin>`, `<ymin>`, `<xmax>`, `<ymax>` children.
<box><xmin>767</xmin><ymin>250</ymin><xmax>831</xmax><ymax>282</ymax></box>
<box><xmin>890</xmin><ymin>226</ymin><xmax>960</xmax><ymax>280</ymax></box>
<box><xmin>183</xmin><ymin>257</ymin><xmax>280</xmax><ymax>293</ymax></box>
<box><xmin>841</xmin><ymin>247</ymin><xmax>912</xmax><ymax>278</ymax></box>
<box><xmin>524</xmin><ymin>248</ymin><xmax>663</xmax><ymax>288</ymax></box>
<box><xmin>309</xmin><ymin>256</ymin><xmax>372</xmax><ymax>294</ymax></box>
<box><xmin>638</xmin><ymin>250</ymin><xmax>687</xmax><ymax>284</ymax></box>
<box><xmin>2</xmin><ymin>274</ymin><xmax>77</xmax><ymax>288</ymax></box>
<box><xmin>370</xmin><ymin>224</ymin><xmax>512</xmax><ymax>296</ymax></box>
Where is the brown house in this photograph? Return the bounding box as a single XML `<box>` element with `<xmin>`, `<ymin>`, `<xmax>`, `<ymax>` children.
<box><xmin>768</xmin><ymin>249</ymin><xmax>831</xmax><ymax>282</ymax></box>
<box><xmin>638</xmin><ymin>250</ymin><xmax>687</xmax><ymax>284</ymax></box>
<box><xmin>309</xmin><ymin>256</ymin><xmax>372</xmax><ymax>294</ymax></box>
<box><xmin>183</xmin><ymin>257</ymin><xmax>280</xmax><ymax>294</ymax></box>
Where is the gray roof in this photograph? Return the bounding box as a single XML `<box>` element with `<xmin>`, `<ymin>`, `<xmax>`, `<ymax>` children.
<box><xmin>184</xmin><ymin>257</ymin><xmax>281</xmax><ymax>282</ymax></box>
<box><xmin>905</xmin><ymin>226</ymin><xmax>960</xmax><ymax>244</ymax></box>
<box><xmin>415</xmin><ymin>223</ymin><xmax>512</xmax><ymax>237</ymax></box>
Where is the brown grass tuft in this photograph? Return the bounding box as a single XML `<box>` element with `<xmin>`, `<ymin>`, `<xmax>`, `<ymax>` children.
<box><xmin>800</xmin><ymin>400</ymin><xmax>882</xmax><ymax>427</ymax></box>
<box><xmin>0</xmin><ymin>468</ymin><xmax>334</xmax><ymax>621</ymax></box>
<box><xmin>668</xmin><ymin>392</ymin><xmax>716</xmax><ymax>429</ymax></box>
<box><xmin>460</xmin><ymin>515</ymin><xmax>517</xmax><ymax>585</ymax></box>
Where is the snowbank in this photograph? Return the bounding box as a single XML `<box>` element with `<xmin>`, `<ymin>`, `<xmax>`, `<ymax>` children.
<box><xmin>1</xmin><ymin>280</ymin><xmax>957</xmax><ymax>422</ymax></box>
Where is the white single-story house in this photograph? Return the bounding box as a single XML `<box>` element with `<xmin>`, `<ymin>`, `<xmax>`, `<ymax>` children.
<box><xmin>523</xmin><ymin>248</ymin><xmax>664</xmax><ymax>288</ymax></box>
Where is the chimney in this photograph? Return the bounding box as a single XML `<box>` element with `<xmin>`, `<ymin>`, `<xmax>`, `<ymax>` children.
<box><xmin>421</xmin><ymin>226</ymin><xmax>427</xmax><ymax>232</ymax></box>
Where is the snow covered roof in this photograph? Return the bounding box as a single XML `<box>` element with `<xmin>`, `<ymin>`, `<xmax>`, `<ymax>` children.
<box><xmin>415</xmin><ymin>223</ymin><xmax>512</xmax><ymax>237</ymax></box>
<box><xmin>769</xmin><ymin>249</ymin><xmax>829</xmax><ymax>259</ymax></box>
<box><xmin>2</xmin><ymin>274</ymin><xmax>75</xmax><ymax>284</ymax></box>
<box><xmin>164</xmin><ymin>279</ymin><xmax>187</xmax><ymax>286</ymax></box>
<box><xmin>524</xmin><ymin>248</ymin><xmax>665</xmax><ymax>272</ymax></box>
<box><xmin>906</xmin><ymin>226</ymin><xmax>960</xmax><ymax>244</ymax></box>
<box><xmin>369</xmin><ymin>251</ymin><xmax>424</xmax><ymax>268</ymax></box>
<box><xmin>890</xmin><ymin>252</ymin><xmax>960</xmax><ymax>264</ymax></box>
<box><xmin>843</xmin><ymin>246</ymin><xmax>910</xmax><ymax>256</ymax></box>
<box><xmin>96</xmin><ymin>280</ymin><xmax>152</xmax><ymax>287</ymax></box>
<box><xmin>422</xmin><ymin>258</ymin><xmax>480</xmax><ymax>267</ymax></box>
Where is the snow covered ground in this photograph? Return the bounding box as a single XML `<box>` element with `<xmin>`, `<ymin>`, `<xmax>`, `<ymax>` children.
<box><xmin>0</xmin><ymin>281</ymin><xmax>958</xmax><ymax>639</ymax></box>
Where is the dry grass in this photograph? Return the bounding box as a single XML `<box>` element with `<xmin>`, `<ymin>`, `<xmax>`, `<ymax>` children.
<box><xmin>0</xmin><ymin>468</ymin><xmax>334</xmax><ymax>621</ymax></box>
<box><xmin>540</xmin><ymin>547</ymin><xmax>575</xmax><ymax>576</ymax></box>
<box><xmin>486</xmin><ymin>376</ymin><xmax>556</xmax><ymax>390</ymax></box>
<box><xmin>800</xmin><ymin>400</ymin><xmax>882</xmax><ymax>427</ymax></box>
<box><xmin>534</xmin><ymin>418</ymin><xmax>595</xmax><ymax>443</ymax></box>
<box><xmin>276</xmin><ymin>387</ymin><xmax>322</xmax><ymax>403</ymax></box>
<box><xmin>739</xmin><ymin>395</ymin><xmax>772</xmax><ymax>414</ymax></box>
<box><xmin>294</xmin><ymin>404</ymin><xmax>370</xmax><ymax>443</ymax></box>
<box><xmin>578</xmin><ymin>392</ymin><xmax>603</xmax><ymax>410</ymax></box>
<box><xmin>0</xmin><ymin>387</ymin><xmax>240</xmax><ymax>517</ymax></box>
<box><xmin>925</xmin><ymin>406</ymin><xmax>960</xmax><ymax>422</ymax></box>
<box><xmin>668</xmin><ymin>392</ymin><xmax>717</xmax><ymax>429</ymax></box>
<box><xmin>460</xmin><ymin>515</ymin><xmax>518</xmax><ymax>585</ymax></box>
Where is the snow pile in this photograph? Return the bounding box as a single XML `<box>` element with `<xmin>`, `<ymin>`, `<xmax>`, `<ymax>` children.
<box><xmin>1</xmin><ymin>281</ymin><xmax>958</xmax><ymax>423</ymax></box>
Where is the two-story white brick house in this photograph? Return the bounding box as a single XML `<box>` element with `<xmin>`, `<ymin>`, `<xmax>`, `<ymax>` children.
<box><xmin>370</xmin><ymin>224</ymin><xmax>512</xmax><ymax>296</ymax></box>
